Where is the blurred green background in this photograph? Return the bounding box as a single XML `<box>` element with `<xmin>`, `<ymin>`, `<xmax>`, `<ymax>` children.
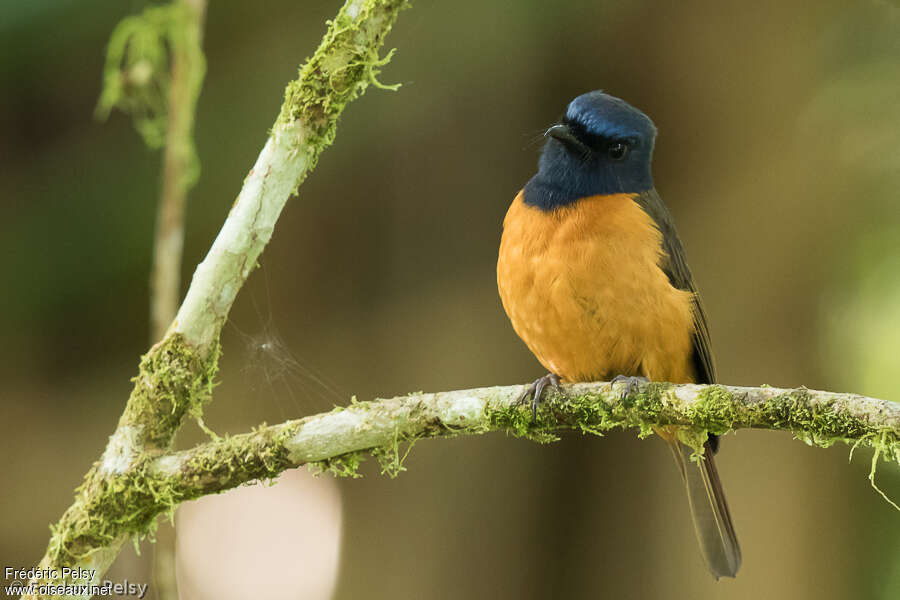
<box><xmin>3</xmin><ymin>1</ymin><xmax>900</xmax><ymax>598</ymax></box>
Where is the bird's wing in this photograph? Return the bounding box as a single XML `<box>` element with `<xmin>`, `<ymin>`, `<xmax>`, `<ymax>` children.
<box><xmin>635</xmin><ymin>189</ymin><xmax>717</xmax><ymax>385</ymax></box>
<box><xmin>637</xmin><ymin>190</ymin><xmax>740</xmax><ymax>578</ymax></box>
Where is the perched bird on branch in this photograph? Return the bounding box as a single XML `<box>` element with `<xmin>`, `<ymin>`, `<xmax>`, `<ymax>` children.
<box><xmin>497</xmin><ymin>90</ymin><xmax>741</xmax><ymax>579</ymax></box>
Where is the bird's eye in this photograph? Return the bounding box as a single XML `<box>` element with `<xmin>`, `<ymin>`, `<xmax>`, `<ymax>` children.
<box><xmin>607</xmin><ymin>142</ymin><xmax>629</xmax><ymax>161</ymax></box>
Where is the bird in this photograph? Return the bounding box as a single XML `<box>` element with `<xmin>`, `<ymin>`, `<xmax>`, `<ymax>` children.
<box><xmin>496</xmin><ymin>90</ymin><xmax>741</xmax><ymax>579</ymax></box>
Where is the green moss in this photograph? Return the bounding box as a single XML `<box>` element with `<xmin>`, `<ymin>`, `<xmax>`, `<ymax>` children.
<box><xmin>118</xmin><ymin>334</ymin><xmax>219</xmax><ymax>449</ymax></box>
<box><xmin>96</xmin><ymin>2</ymin><xmax>206</xmax><ymax>190</ymax></box>
<box><xmin>156</xmin><ymin>426</ymin><xmax>297</xmax><ymax>508</ymax></box>
<box><xmin>274</xmin><ymin>0</ymin><xmax>409</xmax><ymax>192</ymax></box>
<box><xmin>751</xmin><ymin>388</ymin><xmax>879</xmax><ymax>448</ymax></box>
<box><xmin>360</xmin><ymin>383</ymin><xmax>900</xmax><ymax>512</ymax></box>
<box><xmin>309</xmin><ymin>451</ymin><xmax>366</xmax><ymax>478</ymax></box>
<box><xmin>868</xmin><ymin>433</ymin><xmax>900</xmax><ymax>512</ymax></box>
<box><xmin>486</xmin><ymin>384</ymin><xmax>674</xmax><ymax>444</ymax></box>
<box><xmin>689</xmin><ymin>385</ymin><xmax>743</xmax><ymax>433</ymax></box>
<box><xmin>48</xmin><ymin>465</ymin><xmax>176</xmax><ymax>564</ymax></box>
<box><xmin>371</xmin><ymin>429</ymin><xmax>421</xmax><ymax>477</ymax></box>
<box><xmin>38</xmin><ymin>0</ymin><xmax>418</xmax><ymax>576</ymax></box>
<box><xmin>96</xmin><ymin>5</ymin><xmax>176</xmax><ymax>146</ymax></box>
<box><xmin>44</xmin><ymin>421</ymin><xmax>303</xmax><ymax>568</ymax></box>
<box><xmin>44</xmin><ymin>373</ymin><xmax>900</xmax><ymax>571</ymax></box>
<box><xmin>306</xmin><ymin>431</ymin><xmax>420</xmax><ymax>480</ymax></box>
<box><xmin>41</xmin><ymin>335</ymin><xmax>222</xmax><ymax>567</ymax></box>
<box><xmin>486</xmin><ymin>384</ymin><xmax>900</xmax><ymax>497</ymax></box>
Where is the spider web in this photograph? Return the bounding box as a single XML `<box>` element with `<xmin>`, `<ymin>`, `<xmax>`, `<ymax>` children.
<box><xmin>227</xmin><ymin>271</ymin><xmax>348</xmax><ymax>420</ymax></box>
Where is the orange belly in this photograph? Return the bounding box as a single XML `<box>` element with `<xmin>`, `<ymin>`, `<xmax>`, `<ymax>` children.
<box><xmin>497</xmin><ymin>191</ymin><xmax>697</xmax><ymax>383</ymax></box>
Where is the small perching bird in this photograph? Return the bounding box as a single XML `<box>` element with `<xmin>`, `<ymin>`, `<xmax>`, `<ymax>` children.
<box><xmin>497</xmin><ymin>90</ymin><xmax>741</xmax><ymax>579</ymax></box>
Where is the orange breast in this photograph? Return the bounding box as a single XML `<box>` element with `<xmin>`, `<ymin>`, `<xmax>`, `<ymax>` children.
<box><xmin>497</xmin><ymin>191</ymin><xmax>697</xmax><ymax>383</ymax></box>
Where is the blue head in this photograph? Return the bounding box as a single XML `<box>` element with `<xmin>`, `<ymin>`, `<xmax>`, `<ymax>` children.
<box><xmin>523</xmin><ymin>91</ymin><xmax>658</xmax><ymax>210</ymax></box>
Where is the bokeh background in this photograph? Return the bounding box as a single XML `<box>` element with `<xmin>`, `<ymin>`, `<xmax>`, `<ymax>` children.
<box><xmin>3</xmin><ymin>0</ymin><xmax>900</xmax><ymax>598</ymax></box>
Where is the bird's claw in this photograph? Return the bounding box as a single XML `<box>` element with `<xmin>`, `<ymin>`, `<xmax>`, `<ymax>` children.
<box><xmin>517</xmin><ymin>373</ymin><xmax>561</xmax><ymax>420</ymax></box>
<box><xmin>610</xmin><ymin>375</ymin><xmax>649</xmax><ymax>400</ymax></box>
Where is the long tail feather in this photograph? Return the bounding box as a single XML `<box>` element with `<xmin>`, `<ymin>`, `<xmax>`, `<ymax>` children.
<box><xmin>665</xmin><ymin>439</ymin><xmax>741</xmax><ymax>579</ymax></box>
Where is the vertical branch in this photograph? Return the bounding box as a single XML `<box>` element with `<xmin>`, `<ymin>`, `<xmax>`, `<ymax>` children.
<box><xmin>151</xmin><ymin>0</ymin><xmax>208</xmax><ymax>342</ymax></box>
<box><xmin>149</xmin><ymin>2</ymin><xmax>207</xmax><ymax>598</ymax></box>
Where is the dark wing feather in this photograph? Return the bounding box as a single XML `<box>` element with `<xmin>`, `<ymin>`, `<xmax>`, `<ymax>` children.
<box><xmin>635</xmin><ymin>189</ymin><xmax>717</xmax><ymax>385</ymax></box>
<box><xmin>636</xmin><ymin>190</ymin><xmax>740</xmax><ymax>578</ymax></box>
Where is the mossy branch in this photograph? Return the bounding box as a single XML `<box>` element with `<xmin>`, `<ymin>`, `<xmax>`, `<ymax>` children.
<box><xmin>141</xmin><ymin>380</ymin><xmax>900</xmax><ymax>494</ymax></box>
<box><xmin>143</xmin><ymin>3</ymin><xmax>208</xmax><ymax>594</ymax></box>
<box><xmin>28</xmin><ymin>378</ymin><xmax>900</xmax><ymax>592</ymax></box>
<box><xmin>171</xmin><ymin>0</ymin><xmax>408</xmax><ymax>358</ymax></box>
<box><xmin>24</xmin><ymin>1</ymin><xmax>408</xmax><ymax>598</ymax></box>
<box><xmin>26</xmin><ymin>0</ymin><xmax>899</xmax><ymax>597</ymax></box>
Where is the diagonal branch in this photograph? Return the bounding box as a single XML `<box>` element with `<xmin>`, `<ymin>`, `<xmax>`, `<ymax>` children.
<box><xmin>150</xmin><ymin>2</ymin><xmax>208</xmax><ymax>598</ymax></box>
<box><xmin>25</xmin><ymin>1</ymin><xmax>409</xmax><ymax>597</ymax></box>
<box><xmin>170</xmin><ymin>0</ymin><xmax>407</xmax><ymax>358</ymax></box>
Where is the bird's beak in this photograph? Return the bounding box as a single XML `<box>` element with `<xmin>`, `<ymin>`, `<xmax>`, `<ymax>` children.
<box><xmin>545</xmin><ymin>123</ymin><xmax>590</xmax><ymax>155</ymax></box>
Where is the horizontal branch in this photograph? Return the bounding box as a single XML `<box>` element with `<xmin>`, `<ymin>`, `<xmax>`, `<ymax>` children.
<box><xmin>143</xmin><ymin>380</ymin><xmax>900</xmax><ymax>500</ymax></box>
<box><xmin>28</xmin><ymin>379</ymin><xmax>897</xmax><ymax>598</ymax></box>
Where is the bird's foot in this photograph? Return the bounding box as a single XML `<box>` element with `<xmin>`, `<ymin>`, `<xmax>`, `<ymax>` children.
<box><xmin>517</xmin><ymin>373</ymin><xmax>561</xmax><ymax>420</ymax></box>
<box><xmin>610</xmin><ymin>375</ymin><xmax>649</xmax><ymax>400</ymax></box>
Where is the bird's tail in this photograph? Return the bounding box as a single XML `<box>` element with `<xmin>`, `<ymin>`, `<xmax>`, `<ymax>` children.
<box><xmin>664</xmin><ymin>436</ymin><xmax>741</xmax><ymax>579</ymax></box>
